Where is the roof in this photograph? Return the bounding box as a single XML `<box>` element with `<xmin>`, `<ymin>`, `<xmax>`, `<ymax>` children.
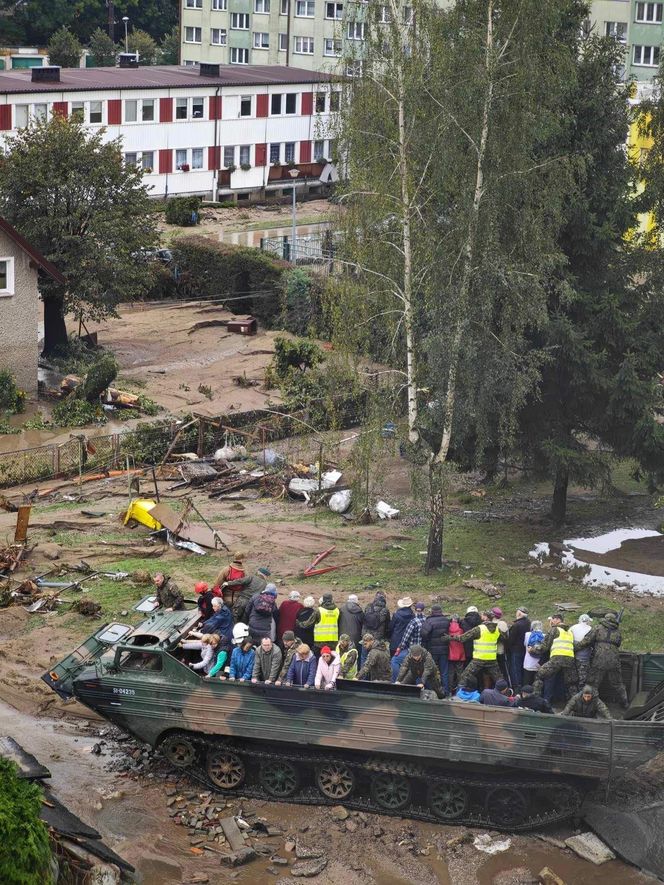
<box><xmin>0</xmin><ymin>217</ymin><xmax>66</xmax><ymax>284</ymax></box>
<box><xmin>0</xmin><ymin>64</ymin><xmax>335</xmax><ymax>96</ymax></box>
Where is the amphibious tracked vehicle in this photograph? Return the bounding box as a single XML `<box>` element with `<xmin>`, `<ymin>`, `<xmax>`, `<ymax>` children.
<box><xmin>44</xmin><ymin>608</ymin><xmax>664</xmax><ymax>830</ymax></box>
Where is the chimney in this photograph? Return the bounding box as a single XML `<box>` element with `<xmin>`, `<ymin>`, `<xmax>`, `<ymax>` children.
<box><xmin>118</xmin><ymin>53</ymin><xmax>139</xmax><ymax>69</ymax></box>
<box><xmin>200</xmin><ymin>63</ymin><xmax>220</xmax><ymax>77</ymax></box>
<box><xmin>32</xmin><ymin>66</ymin><xmax>61</xmax><ymax>83</ymax></box>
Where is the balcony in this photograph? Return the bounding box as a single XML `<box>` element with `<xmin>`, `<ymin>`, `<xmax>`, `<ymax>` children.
<box><xmin>268</xmin><ymin>162</ymin><xmax>326</xmax><ymax>181</ymax></box>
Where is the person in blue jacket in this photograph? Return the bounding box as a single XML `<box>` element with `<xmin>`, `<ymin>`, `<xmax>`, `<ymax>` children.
<box><xmin>284</xmin><ymin>643</ymin><xmax>317</xmax><ymax>688</ymax></box>
<box><xmin>453</xmin><ymin>675</ymin><xmax>481</xmax><ymax>703</ymax></box>
<box><xmin>199</xmin><ymin>597</ymin><xmax>233</xmax><ymax>643</ymax></box>
<box><xmin>389</xmin><ymin>596</ymin><xmax>415</xmax><ymax>655</ymax></box>
<box><xmin>228</xmin><ymin>638</ymin><xmax>255</xmax><ymax>681</ymax></box>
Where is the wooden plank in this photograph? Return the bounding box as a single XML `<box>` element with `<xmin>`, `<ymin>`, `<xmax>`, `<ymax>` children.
<box><xmin>14</xmin><ymin>504</ymin><xmax>31</xmax><ymax>543</ymax></box>
<box><xmin>150</xmin><ymin>501</ymin><xmax>231</xmax><ymax>550</ymax></box>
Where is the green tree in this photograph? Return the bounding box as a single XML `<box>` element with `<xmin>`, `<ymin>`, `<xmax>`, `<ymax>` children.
<box><xmin>0</xmin><ymin>116</ymin><xmax>158</xmax><ymax>355</ymax></box>
<box><xmin>159</xmin><ymin>25</ymin><xmax>181</xmax><ymax>65</ymax></box>
<box><xmin>87</xmin><ymin>27</ymin><xmax>118</xmax><ymax>66</ymax></box>
<box><xmin>519</xmin><ymin>36</ymin><xmax>664</xmax><ymax>524</ymax></box>
<box><xmin>0</xmin><ymin>758</ymin><xmax>53</xmax><ymax>885</ymax></box>
<box><xmin>128</xmin><ymin>28</ymin><xmax>160</xmax><ymax>65</ymax></box>
<box><xmin>46</xmin><ymin>25</ymin><xmax>82</xmax><ymax>68</ymax></box>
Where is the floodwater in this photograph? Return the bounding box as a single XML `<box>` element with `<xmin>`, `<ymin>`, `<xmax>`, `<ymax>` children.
<box><xmin>530</xmin><ymin>528</ymin><xmax>664</xmax><ymax>596</ymax></box>
<box><xmin>476</xmin><ymin>844</ymin><xmax>655</xmax><ymax>884</ymax></box>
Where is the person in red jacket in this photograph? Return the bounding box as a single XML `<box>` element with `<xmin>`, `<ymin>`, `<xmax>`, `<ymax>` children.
<box><xmin>277</xmin><ymin>590</ymin><xmax>303</xmax><ymax>646</ymax></box>
<box><xmin>447</xmin><ymin>615</ymin><xmax>467</xmax><ymax>694</ymax></box>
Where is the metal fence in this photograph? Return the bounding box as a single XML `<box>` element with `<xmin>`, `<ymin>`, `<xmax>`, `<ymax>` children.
<box><xmin>260</xmin><ymin>231</ymin><xmax>341</xmax><ymax>266</ymax></box>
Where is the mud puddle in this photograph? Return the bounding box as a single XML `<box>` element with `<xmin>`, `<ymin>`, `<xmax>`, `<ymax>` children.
<box><xmin>531</xmin><ymin>528</ymin><xmax>664</xmax><ymax>596</ymax></box>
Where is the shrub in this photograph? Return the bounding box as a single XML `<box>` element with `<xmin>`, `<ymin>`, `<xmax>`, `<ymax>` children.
<box><xmin>81</xmin><ymin>354</ymin><xmax>118</xmax><ymax>403</ymax></box>
<box><xmin>172</xmin><ymin>236</ymin><xmax>287</xmax><ymax>325</ymax></box>
<box><xmin>280</xmin><ymin>268</ymin><xmax>328</xmax><ymax>337</ymax></box>
<box><xmin>0</xmin><ymin>758</ymin><xmax>53</xmax><ymax>885</ymax></box>
<box><xmin>145</xmin><ymin>262</ymin><xmax>178</xmax><ymax>300</ymax></box>
<box><xmin>273</xmin><ymin>336</ymin><xmax>323</xmax><ymax>378</ymax></box>
<box><xmin>165</xmin><ymin>196</ymin><xmax>202</xmax><ymax>227</ymax></box>
<box><xmin>0</xmin><ymin>370</ymin><xmax>25</xmax><ymax>414</ymax></box>
<box><xmin>48</xmin><ymin>336</ymin><xmax>101</xmax><ymax>376</ymax></box>
<box><xmin>52</xmin><ymin>398</ymin><xmax>103</xmax><ymax>427</ymax></box>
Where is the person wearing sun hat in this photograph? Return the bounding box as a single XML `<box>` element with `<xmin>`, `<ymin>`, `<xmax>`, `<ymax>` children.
<box><xmin>389</xmin><ymin>596</ymin><xmax>414</xmax><ymax>655</ymax></box>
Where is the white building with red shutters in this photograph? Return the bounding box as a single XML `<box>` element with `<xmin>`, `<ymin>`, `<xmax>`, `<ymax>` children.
<box><xmin>0</xmin><ymin>62</ymin><xmax>339</xmax><ymax>202</ymax></box>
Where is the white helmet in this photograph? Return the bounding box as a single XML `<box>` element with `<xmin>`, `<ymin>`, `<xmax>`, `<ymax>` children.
<box><xmin>232</xmin><ymin>623</ymin><xmax>250</xmax><ymax>645</ymax></box>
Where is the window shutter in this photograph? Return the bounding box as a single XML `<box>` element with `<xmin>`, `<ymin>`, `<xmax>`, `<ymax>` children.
<box><xmin>301</xmin><ymin>92</ymin><xmax>313</xmax><ymax>115</ymax></box>
<box><xmin>256</xmin><ymin>94</ymin><xmax>269</xmax><ymax>118</ymax></box>
<box><xmin>208</xmin><ymin>146</ymin><xmax>221</xmax><ymax>169</ymax></box>
<box><xmin>255</xmin><ymin>143</ymin><xmax>267</xmax><ymax>166</ymax></box>
<box><xmin>159</xmin><ymin>149</ymin><xmax>173</xmax><ymax>174</ymax></box>
<box><xmin>107</xmin><ymin>99</ymin><xmax>122</xmax><ymax>125</ymax></box>
<box><xmin>299</xmin><ymin>140</ymin><xmax>311</xmax><ymax>163</ymax></box>
<box><xmin>160</xmin><ymin>97</ymin><xmax>173</xmax><ymax>123</ymax></box>
<box><xmin>209</xmin><ymin>96</ymin><xmax>223</xmax><ymax>120</ymax></box>
<box><xmin>52</xmin><ymin>102</ymin><xmax>68</xmax><ymax>118</ymax></box>
<box><xmin>0</xmin><ymin>106</ymin><xmax>11</xmax><ymax>130</ymax></box>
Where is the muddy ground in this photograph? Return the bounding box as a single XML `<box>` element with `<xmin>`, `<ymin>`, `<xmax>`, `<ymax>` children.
<box><xmin>1</xmin><ymin>445</ymin><xmax>663</xmax><ymax>883</ymax></box>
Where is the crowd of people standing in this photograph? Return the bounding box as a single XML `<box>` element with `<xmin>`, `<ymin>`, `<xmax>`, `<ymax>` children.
<box><xmin>153</xmin><ymin>552</ymin><xmax>627</xmax><ymax>720</ymax></box>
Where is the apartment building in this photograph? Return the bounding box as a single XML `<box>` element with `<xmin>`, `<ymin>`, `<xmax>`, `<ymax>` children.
<box><xmin>0</xmin><ymin>64</ymin><xmax>339</xmax><ymax>202</ymax></box>
<box><xmin>182</xmin><ymin>0</ymin><xmax>664</xmax><ymax>81</ymax></box>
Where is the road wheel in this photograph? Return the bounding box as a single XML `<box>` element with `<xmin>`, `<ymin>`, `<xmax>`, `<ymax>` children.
<box><xmin>259</xmin><ymin>760</ymin><xmax>300</xmax><ymax>798</ymax></box>
<box><xmin>428</xmin><ymin>782</ymin><xmax>469</xmax><ymax>820</ymax></box>
<box><xmin>370</xmin><ymin>772</ymin><xmax>412</xmax><ymax>811</ymax></box>
<box><xmin>206</xmin><ymin>748</ymin><xmax>245</xmax><ymax>790</ymax></box>
<box><xmin>316</xmin><ymin>762</ymin><xmax>355</xmax><ymax>800</ymax></box>
<box><xmin>159</xmin><ymin>733</ymin><xmax>197</xmax><ymax>768</ymax></box>
<box><xmin>485</xmin><ymin>786</ymin><xmax>529</xmax><ymax>827</ymax></box>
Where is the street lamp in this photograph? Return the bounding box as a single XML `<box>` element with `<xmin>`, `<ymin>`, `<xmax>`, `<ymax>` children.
<box><xmin>122</xmin><ymin>16</ymin><xmax>130</xmax><ymax>53</ymax></box>
<box><xmin>288</xmin><ymin>167</ymin><xmax>299</xmax><ymax>264</ymax></box>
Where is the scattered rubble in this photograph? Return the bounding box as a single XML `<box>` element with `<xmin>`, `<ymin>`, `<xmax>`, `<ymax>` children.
<box><xmin>564</xmin><ymin>832</ymin><xmax>615</xmax><ymax>865</ymax></box>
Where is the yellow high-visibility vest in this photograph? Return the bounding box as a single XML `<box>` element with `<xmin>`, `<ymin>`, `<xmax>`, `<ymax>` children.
<box><xmin>314</xmin><ymin>607</ymin><xmax>340</xmax><ymax>643</ymax></box>
<box><xmin>472</xmin><ymin>624</ymin><xmax>499</xmax><ymax>661</ymax></box>
<box><xmin>551</xmin><ymin>627</ymin><xmax>574</xmax><ymax>658</ymax></box>
<box><xmin>340</xmin><ymin>649</ymin><xmax>358</xmax><ymax>679</ymax></box>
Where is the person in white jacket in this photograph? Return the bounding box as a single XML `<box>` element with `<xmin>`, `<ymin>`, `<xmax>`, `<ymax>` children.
<box><xmin>315</xmin><ymin>646</ymin><xmax>340</xmax><ymax>690</ymax></box>
<box><xmin>182</xmin><ymin>633</ymin><xmax>220</xmax><ymax>675</ymax></box>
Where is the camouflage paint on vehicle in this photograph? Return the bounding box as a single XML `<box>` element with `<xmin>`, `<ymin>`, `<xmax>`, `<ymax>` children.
<box><xmin>44</xmin><ymin>609</ymin><xmax>664</xmax><ymax>783</ymax></box>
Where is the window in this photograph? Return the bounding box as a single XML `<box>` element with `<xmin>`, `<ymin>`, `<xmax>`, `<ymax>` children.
<box><xmin>0</xmin><ymin>258</ymin><xmax>14</xmax><ymax>296</ymax></box>
<box><xmin>185</xmin><ymin>0</ymin><xmax>202</xmax><ymax>7</ymax></box>
<box><xmin>403</xmin><ymin>5</ymin><xmax>412</xmax><ymax>23</ymax></box>
<box><xmin>635</xmin><ymin>2</ymin><xmax>663</xmax><ymax>22</ymax></box>
<box><xmin>239</xmin><ymin>145</ymin><xmax>251</xmax><ymax>166</ymax></box>
<box><xmin>176</xmin><ymin>149</ymin><xmax>188</xmax><ymax>170</ymax></box>
<box><xmin>230</xmin><ymin>47</ymin><xmax>249</xmax><ymax>64</ymax></box>
<box><xmin>176</xmin><ymin>97</ymin><xmax>188</xmax><ymax>119</ymax></box>
<box><xmin>254</xmin><ymin>32</ymin><xmax>270</xmax><ymax>48</ymax></box>
<box><xmin>294</xmin><ymin>36</ymin><xmax>314</xmax><ymax>53</ymax></box>
<box><xmin>71</xmin><ymin>101</ymin><xmax>84</xmax><ymax>122</ymax></box>
<box><xmin>270</xmin><ymin>143</ymin><xmax>281</xmax><ymax>164</ymax></box>
<box><xmin>240</xmin><ymin>95</ymin><xmax>252</xmax><ymax>116</ymax></box>
<box><xmin>296</xmin><ymin>0</ymin><xmax>315</xmax><ymax>15</ymax></box>
<box><xmin>192</xmin><ymin>148</ymin><xmax>204</xmax><ymax>169</ymax></box>
<box><xmin>285</xmin><ymin>93</ymin><xmax>296</xmax><ymax>114</ymax></box>
<box><xmin>224</xmin><ymin>145</ymin><xmax>236</xmax><ymax>167</ymax></box>
<box><xmin>285</xmin><ymin>142</ymin><xmax>295</xmax><ymax>163</ymax></box>
<box><xmin>125</xmin><ymin>152</ymin><xmax>138</xmax><ymax>166</ymax></box>
<box><xmin>142</xmin><ymin>99</ymin><xmax>155</xmax><ymax>122</ymax></box>
<box><xmin>89</xmin><ymin>101</ymin><xmax>103</xmax><ymax>124</ymax></box>
<box><xmin>313</xmin><ymin>139</ymin><xmax>325</xmax><ymax>160</ymax></box>
<box><xmin>125</xmin><ymin>99</ymin><xmax>137</xmax><ymax>122</ymax></box>
<box><xmin>185</xmin><ymin>26</ymin><xmax>202</xmax><ymax>42</ymax></box>
<box><xmin>605</xmin><ymin>21</ymin><xmax>628</xmax><ymax>41</ymax></box>
<box><xmin>212</xmin><ymin>0</ymin><xmax>227</xmax><ymax>8</ymax></box>
<box><xmin>326</xmin><ymin>1</ymin><xmax>343</xmax><ymax>17</ymax></box>
<box><xmin>315</xmin><ymin>92</ymin><xmax>326</xmax><ymax>112</ymax></box>
<box><xmin>633</xmin><ymin>44</ymin><xmax>660</xmax><ymax>65</ymax></box>
<box><xmin>347</xmin><ymin>21</ymin><xmax>365</xmax><ymax>39</ymax></box>
<box><xmin>324</xmin><ymin>38</ymin><xmax>342</xmax><ymax>56</ymax></box>
<box><xmin>279</xmin><ymin>33</ymin><xmax>288</xmax><ymax>50</ymax></box>
<box><xmin>255</xmin><ymin>0</ymin><xmax>270</xmax><ymax>11</ymax></box>
<box><xmin>380</xmin><ymin>5</ymin><xmax>391</xmax><ymax>22</ymax></box>
<box><xmin>329</xmin><ymin>90</ymin><xmax>340</xmax><ymax>111</ymax></box>
<box><xmin>34</xmin><ymin>103</ymin><xmax>47</xmax><ymax>121</ymax></box>
<box><xmin>14</xmin><ymin>105</ymin><xmax>28</xmax><ymax>128</ymax></box>
<box><xmin>328</xmin><ymin>137</ymin><xmax>336</xmax><ymax>159</ymax></box>
<box><xmin>192</xmin><ymin>97</ymin><xmax>204</xmax><ymax>118</ymax></box>
<box><xmin>141</xmin><ymin>151</ymin><xmax>154</xmax><ymax>172</ymax></box>
<box><xmin>231</xmin><ymin>12</ymin><xmax>250</xmax><ymax>28</ymax></box>
<box><xmin>211</xmin><ymin>28</ymin><xmax>227</xmax><ymax>44</ymax></box>
<box><xmin>271</xmin><ymin>93</ymin><xmax>282</xmax><ymax>114</ymax></box>
<box><xmin>346</xmin><ymin>60</ymin><xmax>363</xmax><ymax>77</ymax></box>
<box><xmin>281</xmin><ymin>0</ymin><xmax>289</xmax><ymax>10</ymax></box>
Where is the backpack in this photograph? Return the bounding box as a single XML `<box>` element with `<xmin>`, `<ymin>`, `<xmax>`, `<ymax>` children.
<box><xmin>363</xmin><ymin>604</ymin><xmax>382</xmax><ymax>632</ymax></box>
<box><xmin>254</xmin><ymin>593</ymin><xmax>274</xmax><ymax>614</ymax></box>
<box><xmin>527</xmin><ymin>630</ymin><xmax>545</xmax><ymax>657</ymax></box>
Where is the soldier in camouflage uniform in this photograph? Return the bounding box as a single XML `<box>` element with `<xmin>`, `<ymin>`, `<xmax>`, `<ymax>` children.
<box><xmin>274</xmin><ymin>631</ymin><xmax>302</xmax><ymax>686</ymax></box>
<box><xmin>396</xmin><ymin>645</ymin><xmax>445</xmax><ymax>698</ymax></box>
<box><xmin>532</xmin><ymin>615</ymin><xmax>578</xmax><ymax>701</ymax></box>
<box><xmin>575</xmin><ymin>612</ymin><xmax>628</xmax><ymax>708</ymax></box>
<box><xmin>357</xmin><ymin>634</ymin><xmax>391</xmax><ymax>682</ymax></box>
<box><xmin>452</xmin><ymin>612</ymin><xmax>504</xmax><ymax>690</ymax></box>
